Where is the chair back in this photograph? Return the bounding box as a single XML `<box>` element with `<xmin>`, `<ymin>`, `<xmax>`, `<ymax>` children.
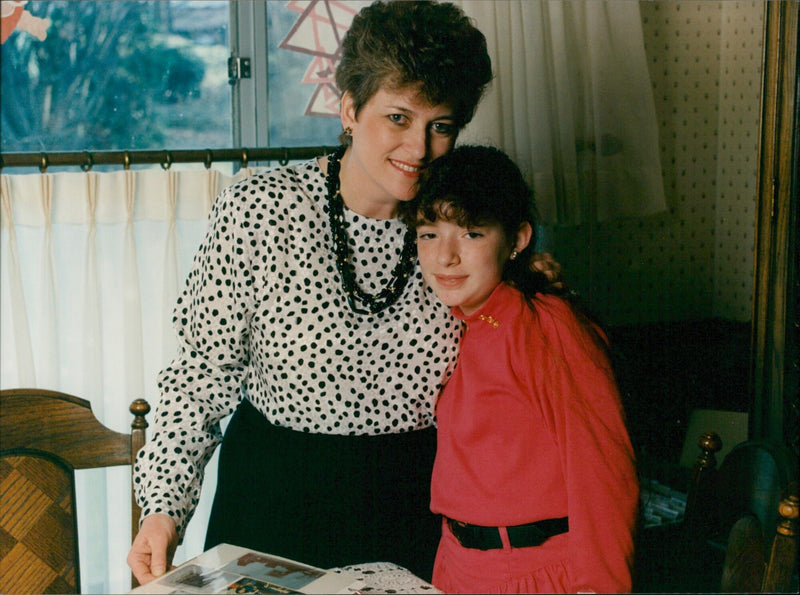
<box><xmin>713</xmin><ymin>440</ymin><xmax>794</xmax><ymax>544</ymax></box>
<box><xmin>0</xmin><ymin>389</ymin><xmax>149</xmax><ymax>594</ymax></box>
<box><xmin>684</xmin><ymin>432</ymin><xmax>798</xmax><ymax>592</ymax></box>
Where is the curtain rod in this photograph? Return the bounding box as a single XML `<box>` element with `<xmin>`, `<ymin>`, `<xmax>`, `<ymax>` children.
<box><xmin>0</xmin><ymin>146</ymin><xmax>338</xmax><ymax>172</ymax></box>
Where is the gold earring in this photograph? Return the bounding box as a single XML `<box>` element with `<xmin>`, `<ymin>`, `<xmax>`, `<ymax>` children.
<box><xmin>510</xmin><ymin>250</ymin><xmax>519</xmax><ymax>260</ymax></box>
<box><xmin>343</xmin><ymin>126</ymin><xmax>352</xmax><ymax>136</ymax></box>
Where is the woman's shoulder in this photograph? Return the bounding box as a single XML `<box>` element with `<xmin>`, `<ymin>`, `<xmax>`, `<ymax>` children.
<box><xmin>211</xmin><ymin>158</ymin><xmax>325</xmax><ymax>217</ymax></box>
<box><xmin>227</xmin><ymin>159</ymin><xmax>323</xmax><ymax>198</ymax></box>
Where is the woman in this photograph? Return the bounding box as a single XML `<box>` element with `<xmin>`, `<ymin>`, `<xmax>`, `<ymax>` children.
<box><xmin>403</xmin><ymin>145</ymin><xmax>638</xmax><ymax>593</ymax></box>
<box><xmin>128</xmin><ymin>0</ymin><xmax>495</xmax><ymax>584</ymax></box>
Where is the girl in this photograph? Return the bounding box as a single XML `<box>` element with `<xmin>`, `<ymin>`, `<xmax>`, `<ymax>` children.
<box><xmin>403</xmin><ymin>145</ymin><xmax>639</xmax><ymax>593</ymax></box>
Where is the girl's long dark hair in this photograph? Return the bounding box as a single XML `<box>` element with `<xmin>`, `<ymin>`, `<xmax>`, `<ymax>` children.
<box><xmin>400</xmin><ymin>144</ymin><xmax>607</xmax><ymax>349</ymax></box>
<box><xmin>400</xmin><ymin>145</ymin><xmax>553</xmax><ymax>298</ymax></box>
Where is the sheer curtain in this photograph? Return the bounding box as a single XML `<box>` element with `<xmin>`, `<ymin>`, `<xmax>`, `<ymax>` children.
<box><xmin>0</xmin><ymin>164</ymin><xmax>259</xmax><ymax>593</ymax></box>
<box><xmin>456</xmin><ymin>0</ymin><xmax>666</xmax><ymax>224</ymax></box>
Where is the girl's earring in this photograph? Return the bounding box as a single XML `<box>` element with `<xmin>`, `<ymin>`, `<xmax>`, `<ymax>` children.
<box><xmin>510</xmin><ymin>250</ymin><xmax>519</xmax><ymax>260</ymax></box>
<box><xmin>343</xmin><ymin>126</ymin><xmax>353</xmax><ymax>136</ymax></box>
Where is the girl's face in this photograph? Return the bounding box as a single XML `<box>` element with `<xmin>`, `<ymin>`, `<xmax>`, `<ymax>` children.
<box><xmin>416</xmin><ymin>215</ymin><xmax>531</xmax><ymax>316</ymax></box>
<box><xmin>339</xmin><ymin>85</ymin><xmax>458</xmax><ymax>219</ymax></box>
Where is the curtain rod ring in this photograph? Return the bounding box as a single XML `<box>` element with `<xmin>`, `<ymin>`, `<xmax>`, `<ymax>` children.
<box><xmin>81</xmin><ymin>151</ymin><xmax>93</xmax><ymax>172</ymax></box>
<box><xmin>279</xmin><ymin>148</ymin><xmax>290</xmax><ymax>166</ymax></box>
<box><xmin>204</xmin><ymin>149</ymin><xmax>213</xmax><ymax>169</ymax></box>
<box><xmin>241</xmin><ymin>149</ymin><xmax>248</xmax><ymax>169</ymax></box>
<box><xmin>39</xmin><ymin>153</ymin><xmax>49</xmax><ymax>173</ymax></box>
<box><xmin>123</xmin><ymin>151</ymin><xmax>131</xmax><ymax>170</ymax></box>
<box><xmin>161</xmin><ymin>151</ymin><xmax>172</xmax><ymax>170</ymax></box>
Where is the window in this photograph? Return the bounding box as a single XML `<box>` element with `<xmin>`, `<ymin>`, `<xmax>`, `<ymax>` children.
<box><xmin>231</xmin><ymin>0</ymin><xmax>359</xmax><ymax>148</ymax></box>
<box><xmin>0</xmin><ymin>0</ymin><xmax>352</xmax><ymax>157</ymax></box>
<box><xmin>1</xmin><ymin>0</ymin><xmax>232</xmax><ymax>152</ymax></box>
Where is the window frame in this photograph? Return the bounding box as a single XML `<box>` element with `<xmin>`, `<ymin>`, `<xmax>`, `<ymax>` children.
<box><xmin>230</xmin><ymin>0</ymin><xmax>269</xmax><ymax>150</ymax></box>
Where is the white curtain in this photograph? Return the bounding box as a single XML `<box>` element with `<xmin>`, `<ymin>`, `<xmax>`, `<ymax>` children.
<box><xmin>457</xmin><ymin>0</ymin><xmax>666</xmax><ymax>224</ymax></box>
<box><xmin>0</xmin><ymin>164</ymin><xmax>258</xmax><ymax>594</ymax></box>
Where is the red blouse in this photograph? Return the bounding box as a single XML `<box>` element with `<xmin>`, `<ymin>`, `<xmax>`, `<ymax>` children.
<box><xmin>430</xmin><ymin>283</ymin><xmax>639</xmax><ymax>593</ymax></box>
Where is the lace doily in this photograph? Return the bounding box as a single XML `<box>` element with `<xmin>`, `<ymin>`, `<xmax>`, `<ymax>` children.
<box><xmin>330</xmin><ymin>561</ymin><xmax>443</xmax><ymax>594</ymax></box>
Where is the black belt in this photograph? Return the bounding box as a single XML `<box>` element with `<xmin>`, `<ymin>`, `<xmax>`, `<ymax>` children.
<box><xmin>446</xmin><ymin>516</ymin><xmax>569</xmax><ymax>550</ymax></box>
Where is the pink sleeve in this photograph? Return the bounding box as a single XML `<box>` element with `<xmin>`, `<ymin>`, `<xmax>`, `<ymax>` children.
<box><xmin>531</xmin><ymin>297</ymin><xmax>639</xmax><ymax>593</ymax></box>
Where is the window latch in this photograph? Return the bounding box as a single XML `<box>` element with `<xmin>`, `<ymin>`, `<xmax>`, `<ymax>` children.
<box><xmin>228</xmin><ymin>55</ymin><xmax>251</xmax><ymax>85</ymax></box>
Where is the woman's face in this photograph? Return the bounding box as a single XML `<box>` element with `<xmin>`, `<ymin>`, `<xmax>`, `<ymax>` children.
<box><xmin>340</xmin><ymin>85</ymin><xmax>458</xmax><ymax>218</ymax></box>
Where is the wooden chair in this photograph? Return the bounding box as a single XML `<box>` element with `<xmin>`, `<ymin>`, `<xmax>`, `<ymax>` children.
<box><xmin>0</xmin><ymin>388</ymin><xmax>150</xmax><ymax>594</ymax></box>
<box><xmin>683</xmin><ymin>432</ymin><xmax>799</xmax><ymax>592</ymax></box>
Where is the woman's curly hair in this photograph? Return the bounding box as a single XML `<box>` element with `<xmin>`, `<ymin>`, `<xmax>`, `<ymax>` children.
<box><xmin>335</xmin><ymin>1</ymin><xmax>493</xmax><ymax>144</ymax></box>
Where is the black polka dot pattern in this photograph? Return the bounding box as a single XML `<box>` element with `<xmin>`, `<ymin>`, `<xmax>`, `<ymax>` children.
<box><xmin>134</xmin><ymin>159</ymin><xmax>461</xmax><ymax>535</ymax></box>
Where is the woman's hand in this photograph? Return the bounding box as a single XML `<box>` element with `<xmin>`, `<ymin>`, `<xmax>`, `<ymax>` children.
<box><xmin>127</xmin><ymin>513</ymin><xmax>178</xmax><ymax>585</ymax></box>
<box><xmin>530</xmin><ymin>252</ymin><xmax>564</xmax><ymax>290</ymax></box>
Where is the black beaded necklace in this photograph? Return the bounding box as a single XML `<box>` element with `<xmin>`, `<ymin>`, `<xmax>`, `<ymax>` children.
<box><xmin>325</xmin><ymin>145</ymin><xmax>417</xmax><ymax>315</ymax></box>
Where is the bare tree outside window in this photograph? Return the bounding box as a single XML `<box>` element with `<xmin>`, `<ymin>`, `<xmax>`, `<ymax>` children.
<box><xmin>1</xmin><ymin>0</ymin><xmax>231</xmax><ymax>153</ymax></box>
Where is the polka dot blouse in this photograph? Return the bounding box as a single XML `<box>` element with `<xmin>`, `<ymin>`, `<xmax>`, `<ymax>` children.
<box><xmin>134</xmin><ymin>158</ymin><xmax>462</xmax><ymax>536</ymax></box>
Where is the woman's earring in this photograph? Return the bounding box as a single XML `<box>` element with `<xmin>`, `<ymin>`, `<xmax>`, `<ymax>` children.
<box><xmin>510</xmin><ymin>250</ymin><xmax>519</xmax><ymax>260</ymax></box>
<box><xmin>343</xmin><ymin>126</ymin><xmax>352</xmax><ymax>136</ymax></box>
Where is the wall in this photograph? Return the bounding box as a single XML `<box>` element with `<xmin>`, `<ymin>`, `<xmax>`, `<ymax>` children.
<box><xmin>543</xmin><ymin>1</ymin><xmax>763</xmax><ymax>327</ymax></box>
<box><xmin>539</xmin><ymin>2</ymin><xmax>766</xmax><ymax>467</ymax></box>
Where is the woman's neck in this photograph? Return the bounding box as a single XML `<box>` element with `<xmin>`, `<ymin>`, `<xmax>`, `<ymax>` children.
<box><xmin>322</xmin><ymin>151</ymin><xmax>399</xmax><ymax>220</ymax></box>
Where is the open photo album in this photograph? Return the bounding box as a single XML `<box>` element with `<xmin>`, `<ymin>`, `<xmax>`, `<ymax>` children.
<box><xmin>131</xmin><ymin>543</ymin><xmax>362</xmax><ymax>594</ymax></box>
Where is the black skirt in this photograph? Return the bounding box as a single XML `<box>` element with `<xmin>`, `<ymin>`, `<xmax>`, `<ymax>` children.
<box><xmin>204</xmin><ymin>398</ymin><xmax>439</xmax><ymax>581</ymax></box>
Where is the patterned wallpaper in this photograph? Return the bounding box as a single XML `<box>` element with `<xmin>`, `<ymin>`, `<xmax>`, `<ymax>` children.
<box><xmin>543</xmin><ymin>1</ymin><xmax>763</xmax><ymax>326</ymax></box>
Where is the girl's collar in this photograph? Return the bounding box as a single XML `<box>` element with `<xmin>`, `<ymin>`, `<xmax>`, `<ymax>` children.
<box><xmin>452</xmin><ymin>283</ymin><xmax>518</xmax><ymax>328</ymax></box>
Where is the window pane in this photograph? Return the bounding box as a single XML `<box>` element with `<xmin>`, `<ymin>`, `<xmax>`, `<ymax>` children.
<box><xmin>1</xmin><ymin>0</ymin><xmax>231</xmax><ymax>152</ymax></box>
<box><xmin>265</xmin><ymin>1</ymin><xmax>368</xmax><ymax>147</ymax></box>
